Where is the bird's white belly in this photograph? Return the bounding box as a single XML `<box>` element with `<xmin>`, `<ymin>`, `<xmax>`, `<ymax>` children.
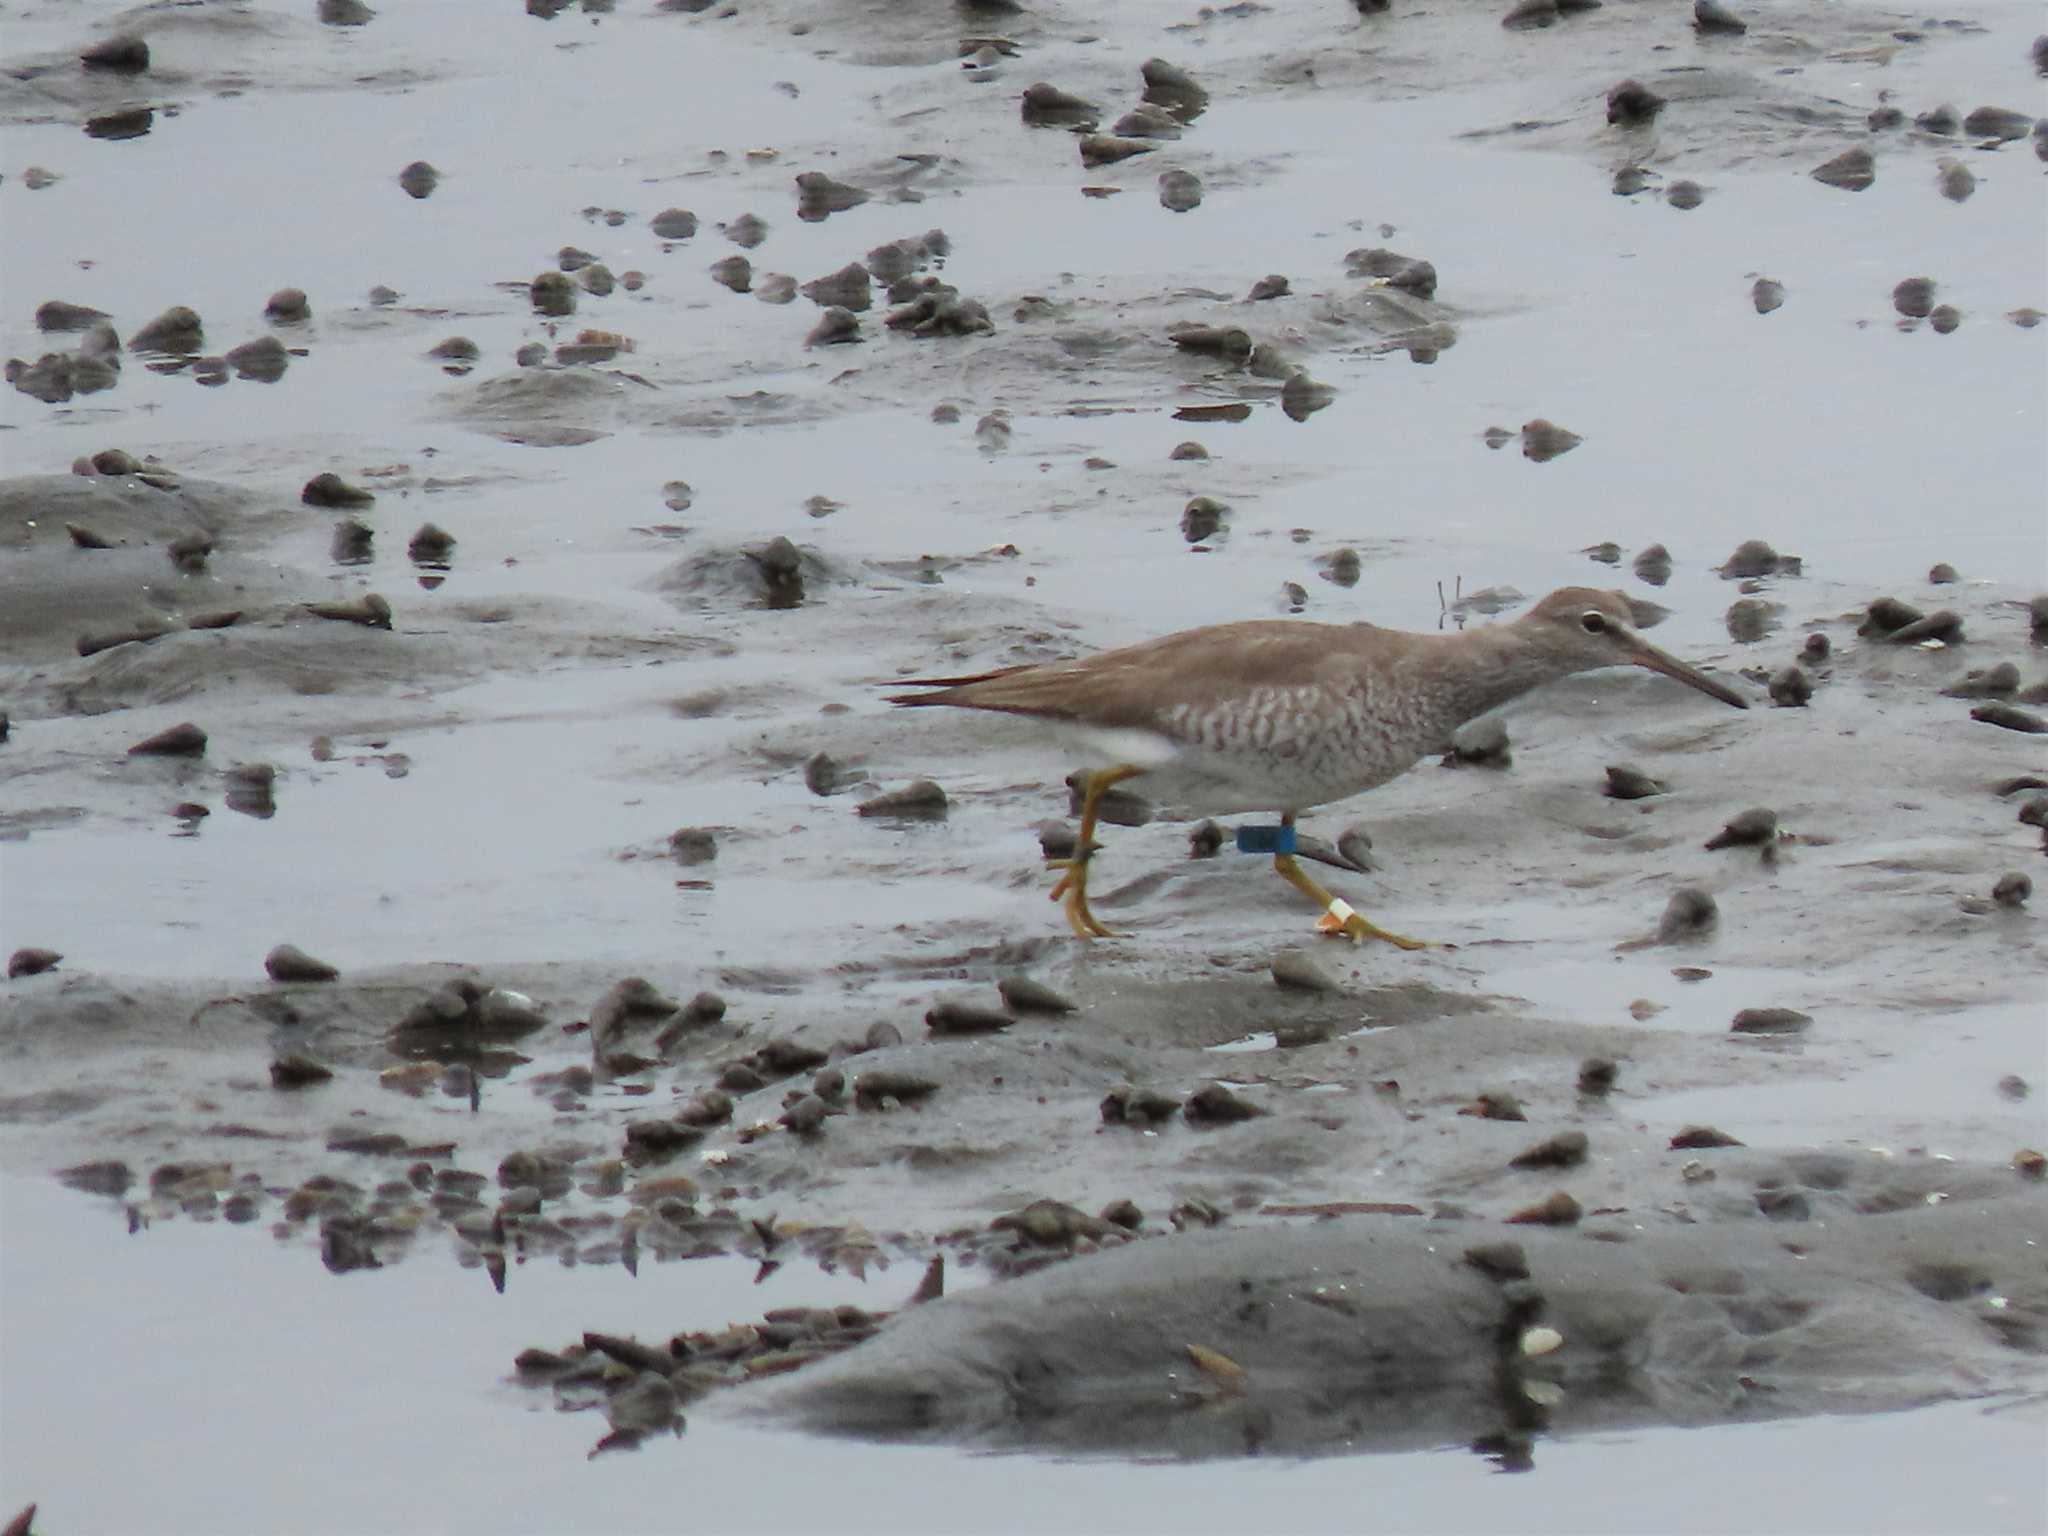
<box><xmin>1059</xmin><ymin>723</ymin><xmax>1416</xmax><ymax>818</ymax></box>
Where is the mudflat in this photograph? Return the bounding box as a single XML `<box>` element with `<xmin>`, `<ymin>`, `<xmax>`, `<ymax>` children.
<box><xmin>2</xmin><ymin>0</ymin><xmax>2044</xmax><ymax>1527</ymax></box>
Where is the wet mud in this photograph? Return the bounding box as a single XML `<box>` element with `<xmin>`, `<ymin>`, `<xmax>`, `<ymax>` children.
<box><xmin>2</xmin><ymin>0</ymin><xmax>2045</xmax><ymax>1521</ymax></box>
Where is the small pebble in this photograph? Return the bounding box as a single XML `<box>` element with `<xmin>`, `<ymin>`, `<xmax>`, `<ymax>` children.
<box><xmin>1705</xmin><ymin>808</ymin><xmax>1777</xmax><ymax>850</ymax></box>
<box><xmin>168</xmin><ymin>532</ymin><xmax>213</xmax><ymax>573</ymax></box>
<box><xmin>719</xmin><ymin>1063</ymin><xmax>766</xmax><ymax>1093</ymax></box>
<box><xmin>1893</xmin><ymin>277</ymin><xmax>1936</xmax><ymax>319</ymax></box>
<box><xmin>1859</xmin><ymin>596</ymin><xmax>1923</xmax><ymax>636</ymax></box>
<box><xmin>1460</xmin><ymin>1091</ymin><xmax>1526</xmax><ymax>1122</ymax></box>
<box><xmin>1182</xmin><ymin>496</ymin><xmax>1227</xmax><ymax>543</ymax></box>
<box><xmin>1811</xmin><ymin>146</ymin><xmax>1874</xmax><ymax>191</ymax></box>
<box><xmin>81</xmin><ymin>34</ymin><xmax>151</xmax><ymax>71</ymax></box>
<box><xmin>1335</xmin><ymin>826</ymin><xmax>1376</xmax><ymax>871</ymax></box>
<box><xmin>1717</xmin><ymin>539</ymin><xmax>1786</xmax><ymax>579</ymax></box>
<box><xmin>408</xmin><ymin>523</ymin><xmax>456</xmax><ymax>565</ymax></box>
<box><xmin>303</xmin><ymin>594</ymin><xmax>392</xmax><ymax>629</ymax></box>
<box><xmin>1755</xmin><ymin>1189</ymin><xmax>1810</xmax><ymax>1221</ymax></box>
<box><xmin>794</xmin><ymin>171</ymin><xmax>870</xmax><ymax>219</ymax></box>
<box><xmin>1509</xmin><ymin>1131</ymin><xmax>1588</xmax><ymax>1170</ymax></box>
<box><xmin>925</xmin><ymin>1000</ymin><xmax>1013</xmax><ymax>1036</ymax></box>
<box><xmin>1449</xmin><ymin>716</ymin><xmax>1511</xmax><ymax>768</ymax></box>
<box><xmin>1604</xmin><ymin>763</ymin><xmax>1665</xmax><ymax>800</ymax></box>
<box><xmin>1019</xmin><ymin>82</ymin><xmax>1100</xmax><ymax>129</ymax></box>
<box><xmin>1670</xmin><ymin>1126</ymin><xmax>1744</xmax><ymax>1149</ymax></box>
<box><xmin>1768</xmin><ymin>665</ymin><xmax>1812</xmax><ymax>708</ymax></box>
<box><xmin>264</xmin><ymin>289</ymin><xmax>311</xmax><ymax>324</ymax></box>
<box><xmin>1140</xmin><ymin>58</ymin><xmax>1209</xmax><ymax>119</ymax></box>
<box><xmin>709</xmin><ymin>256</ymin><xmax>752</xmax><ymax>293</ymax></box>
<box><xmin>1960</xmin><ymin>106</ymin><xmax>2034</xmax><ymax>141</ymax></box>
<box><xmin>1577</xmin><ymin>1057</ymin><xmax>1618</xmax><ymax>1096</ymax></box>
<box><xmin>1520</xmin><ymin>419</ymin><xmax>1581</xmax><ymax>462</ymax></box>
<box><xmin>1102</xmin><ymin>1087</ymin><xmax>1182</xmax><ymax>1126</ymax></box>
<box><xmin>1505</xmin><ymin>1192</ymin><xmax>1582</xmax><ymax>1226</ymax></box>
<box><xmin>1657</xmin><ymin>888</ymin><xmax>1719</xmax><ymax>942</ymax></box>
<box><xmin>1731</xmin><ymin>1007</ymin><xmax>1812</xmax><ymax>1035</ymax></box>
<box><xmin>1101</xmin><ymin>1198</ymin><xmax>1144</xmax><ymax>1230</ymax></box>
<box><xmin>997</xmin><ymin>976</ymin><xmax>1076</xmax><ymax>1014</ymax></box>
<box><xmin>1157</xmin><ymin>170</ymin><xmax>1202</xmax><ymax>213</ymax></box>
<box><xmin>1037</xmin><ymin>821</ymin><xmax>1078</xmax><ymax>861</ymax></box>
<box><xmin>1271</xmin><ymin>950</ymin><xmax>1337</xmax><ymax>992</ymax></box>
<box><xmin>1078</xmin><ymin>134</ymin><xmax>1157</xmax><ymax>168</ymax></box>
<box><xmin>1751</xmin><ymin>278</ymin><xmax>1785</xmax><ymax>315</ymax></box>
<box><xmin>1725</xmin><ymin>598</ymin><xmax>1776</xmax><ymax>643</ymax></box>
<box><xmin>805</xmin><ymin>308</ymin><xmax>862</xmax><ymax>348</ymax></box>
<box><xmin>857</xmin><ymin>780</ymin><xmax>949</xmax><ymax>819</ymax></box>
<box><xmin>302</xmin><ymin>472</ymin><xmax>374</xmax><ymax>509</ymax></box>
<box><xmin>1992</xmin><ymin>873</ymin><xmax>2031</xmax><ymax>908</ymax></box>
<box><xmin>270</xmin><ymin>1053</ymin><xmax>334</xmax><ymax>1089</ymax></box>
<box><xmin>1945</xmin><ymin>664</ymin><xmax>2019</xmax><ymax>700</ymax></box>
<box><xmin>1185</xmin><ymin>1082</ymin><xmax>1266</xmax><ymax>1124</ymax></box>
<box><xmin>780</xmin><ymin>1096</ymin><xmax>829</xmax><ymax>1136</ymax></box>
<box><xmin>129</xmin><ymin>305</ymin><xmax>204</xmax><ymax>356</ymax></box>
<box><xmin>1606</xmin><ymin>80</ymin><xmax>1664</xmax><ymax>126</ymax></box>
<box><xmin>1501</xmin><ymin>0</ymin><xmax>1560</xmax><ymax>30</ymax></box>
<box><xmin>1886</xmin><ymin>611</ymin><xmax>1961</xmax><ymax>645</ymax></box>
<box><xmin>1464</xmin><ymin>1242</ymin><xmax>1531</xmax><ymax>1282</ymax></box>
<box><xmin>668</xmin><ymin>828</ymin><xmax>717</xmax><ymax>865</ymax></box>
<box><xmin>129</xmin><ymin>722</ymin><xmax>207</xmax><ymax>757</ymax></box>
<box><xmin>265</xmin><ymin>944</ymin><xmax>339</xmax><ymax>983</ymax></box>
<box><xmin>7</xmin><ymin>947</ymin><xmax>61</xmax><ymax>979</ymax></box>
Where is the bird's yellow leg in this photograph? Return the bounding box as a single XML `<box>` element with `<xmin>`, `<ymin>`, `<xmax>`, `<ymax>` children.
<box><xmin>1270</xmin><ymin>815</ymin><xmax>1427</xmax><ymax>950</ymax></box>
<box><xmin>1048</xmin><ymin>764</ymin><xmax>1145</xmax><ymax>940</ymax></box>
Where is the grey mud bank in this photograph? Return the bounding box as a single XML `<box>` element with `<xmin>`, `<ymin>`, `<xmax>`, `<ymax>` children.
<box><xmin>2</xmin><ymin>0</ymin><xmax>2045</xmax><ymax>1514</ymax></box>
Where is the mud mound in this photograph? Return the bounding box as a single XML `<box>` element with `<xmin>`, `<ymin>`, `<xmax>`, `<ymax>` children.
<box><xmin>751</xmin><ymin>1188</ymin><xmax>2048</xmax><ymax>1456</ymax></box>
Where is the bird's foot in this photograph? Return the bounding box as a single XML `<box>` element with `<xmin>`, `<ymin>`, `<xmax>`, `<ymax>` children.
<box><xmin>1048</xmin><ymin>855</ymin><xmax>1115</xmax><ymax>940</ymax></box>
<box><xmin>1314</xmin><ymin>898</ymin><xmax>1427</xmax><ymax>950</ymax></box>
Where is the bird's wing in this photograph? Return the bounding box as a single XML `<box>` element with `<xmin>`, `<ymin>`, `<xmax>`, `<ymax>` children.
<box><xmin>887</xmin><ymin>620</ymin><xmax>1366</xmax><ymax>727</ymax></box>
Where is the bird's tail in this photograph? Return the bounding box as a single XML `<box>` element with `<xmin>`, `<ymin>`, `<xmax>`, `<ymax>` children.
<box><xmin>885</xmin><ymin>664</ymin><xmax>1037</xmax><ymax>707</ymax></box>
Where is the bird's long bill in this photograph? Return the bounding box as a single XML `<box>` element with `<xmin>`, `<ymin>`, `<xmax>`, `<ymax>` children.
<box><xmin>1625</xmin><ymin>634</ymin><xmax>1750</xmax><ymax>708</ymax></box>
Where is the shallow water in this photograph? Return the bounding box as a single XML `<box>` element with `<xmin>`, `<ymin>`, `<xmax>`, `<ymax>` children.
<box><xmin>4</xmin><ymin>1175</ymin><xmax>2043</xmax><ymax>1535</ymax></box>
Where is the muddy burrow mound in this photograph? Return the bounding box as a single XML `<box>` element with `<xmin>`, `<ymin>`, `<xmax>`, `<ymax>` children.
<box><xmin>747</xmin><ymin>1188</ymin><xmax>2048</xmax><ymax>1457</ymax></box>
<box><xmin>0</xmin><ymin>472</ymin><xmax>305</xmax><ymax>661</ymax></box>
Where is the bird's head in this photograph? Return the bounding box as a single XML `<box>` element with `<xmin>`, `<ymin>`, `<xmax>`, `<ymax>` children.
<box><xmin>1517</xmin><ymin>587</ymin><xmax>1749</xmax><ymax>708</ymax></box>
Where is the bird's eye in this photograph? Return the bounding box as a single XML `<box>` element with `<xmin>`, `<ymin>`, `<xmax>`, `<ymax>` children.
<box><xmin>1580</xmin><ymin>611</ymin><xmax>1608</xmax><ymax>635</ymax></box>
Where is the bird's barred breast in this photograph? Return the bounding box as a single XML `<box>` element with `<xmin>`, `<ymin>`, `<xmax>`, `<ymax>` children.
<box><xmin>1149</xmin><ymin>683</ymin><xmax>1432</xmax><ymax>813</ymax></box>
